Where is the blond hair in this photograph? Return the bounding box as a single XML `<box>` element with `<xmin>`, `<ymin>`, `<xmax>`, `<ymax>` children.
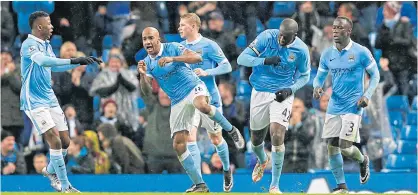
<box><xmin>60</xmin><ymin>41</ymin><xmax>77</xmax><ymax>57</ymax></box>
<box><xmin>180</xmin><ymin>13</ymin><xmax>201</xmax><ymax>29</ymax></box>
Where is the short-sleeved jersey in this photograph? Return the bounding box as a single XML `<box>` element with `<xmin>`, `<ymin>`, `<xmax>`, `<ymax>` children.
<box><xmin>248</xmin><ymin>29</ymin><xmax>311</xmax><ymax>93</ymax></box>
<box><xmin>20</xmin><ymin>34</ymin><xmax>59</xmax><ymax>110</ymax></box>
<box><xmin>180</xmin><ymin>35</ymin><xmax>228</xmax><ymax>108</ymax></box>
<box><xmin>319</xmin><ymin>40</ymin><xmax>377</xmax><ymax>115</ymax></box>
<box><xmin>144</xmin><ymin>42</ymin><xmax>201</xmax><ymax>105</ymax></box>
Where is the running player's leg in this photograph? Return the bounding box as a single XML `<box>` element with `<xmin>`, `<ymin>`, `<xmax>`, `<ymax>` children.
<box><xmin>338</xmin><ymin>113</ymin><xmax>369</xmax><ymax>184</ymax></box>
<box><xmin>25</xmin><ymin>108</ymin><xmax>69</xmax><ymax>192</ymax></box>
<box><xmin>327</xmin><ymin>137</ymin><xmax>348</xmax><ymax>193</ymax></box>
<box><xmin>249</xmin><ymin>90</ymin><xmax>271</xmax><ymax>183</ymax></box>
<box><xmin>187</xmin><ymin>113</ymin><xmax>202</xmax><ymax>175</ymax></box>
<box><xmin>268</xmin><ymin>95</ymin><xmax>294</xmax><ymax>193</ymax></box>
<box><xmin>205</xmin><ymin>116</ymin><xmax>233</xmax><ymax>192</ymax></box>
<box><xmin>193</xmin><ymin>84</ymin><xmax>244</xmax><ymax>149</ymax></box>
<box><xmin>171</xmin><ymin>95</ymin><xmax>208</xmax><ymax>193</ymax></box>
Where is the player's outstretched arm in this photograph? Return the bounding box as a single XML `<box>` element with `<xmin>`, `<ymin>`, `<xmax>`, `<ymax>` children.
<box><xmin>363</xmin><ymin>63</ymin><xmax>380</xmax><ymax>100</ymax></box>
<box><xmin>202</xmin><ymin>43</ymin><xmax>232</xmax><ymax>76</ymax></box>
<box><xmin>237</xmin><ymin>47</ymin><xmax>265</xmax><ymax>67</ymax></box>
<box><xmin>173</xmin><ymin>49</ymin><xmax>203</xmax><ymax>64</ymax></box>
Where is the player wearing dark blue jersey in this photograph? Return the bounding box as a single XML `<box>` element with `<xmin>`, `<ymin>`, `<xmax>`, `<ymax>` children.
<box><xmin>313</xmin><ymin>16</ymin><xmax>380</xmax><ymax>193</ymax></box>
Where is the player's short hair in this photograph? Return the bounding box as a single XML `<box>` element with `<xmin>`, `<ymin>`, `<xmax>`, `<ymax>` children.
<box><xmin>29</xmin><ymin>11</ymin><xmax>49</xmax><ymax>29</ymax></box>
<box><xmin>336</xmin><ymin>16</ymin><xmax>353</xmax><ymax>29</ymax></box>
<box><xmin>180</xmin><ymin>13</ymin><xmax>201</xmax><ymax>29</ymax></box>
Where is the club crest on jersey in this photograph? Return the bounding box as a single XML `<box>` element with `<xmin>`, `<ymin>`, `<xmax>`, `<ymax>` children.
<box><xmin>288</xmin><ymin>52</ymin><xmax>296</xmax><ymax>62</ymax></box>
<box><xmin>348</xmin><ymin>54</ymin><xmax>355</xmax><ymax>62</ymax></box>
<box><xmin>28</xmin><ymin>45</ymin><xmax>37</xmax><ymax>54</ymax></box>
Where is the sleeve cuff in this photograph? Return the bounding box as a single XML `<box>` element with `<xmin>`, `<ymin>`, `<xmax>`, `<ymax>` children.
<box><xmin>146</xmin><ymin>74</ymin><xmax>154</xmax><ymax>78</ymax></box>
<box><xmin>318</xmin><ymin>67</ymin><xmax>328</xmax><ymax>72</ymax></box>
<box><xmin>365</xmin><ymin>61</ymin><xmax>377</xmax><ymax>70</ymax></box>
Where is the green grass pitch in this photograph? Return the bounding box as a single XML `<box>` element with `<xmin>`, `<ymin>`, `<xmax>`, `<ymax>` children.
<box><xmin>1</xmin><ymin>193</ymin><xmax>310</xmax><ymax>195</ymax></box>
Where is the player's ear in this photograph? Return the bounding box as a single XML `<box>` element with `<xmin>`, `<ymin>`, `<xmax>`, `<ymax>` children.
<box><xmin>37</xmin><ymin>24</ymin><xmax>42</xmax><ymax>31</ymax></box>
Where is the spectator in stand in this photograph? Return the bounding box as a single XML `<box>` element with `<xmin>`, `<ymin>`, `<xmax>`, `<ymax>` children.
<box><xmin>310</xmin><ymin>88</ymin><xmax>332</xmax><ymax>170</ymax></box>
<box><xmin>1</xmin><ymin>130</ymin><xmax>27</xmax><ymax>175</ymax></box>
<box><xmin>1</xmin><ymin>2</ymin><xmax>15</xmax><ymax>50</ymax></box>
<box><xmin>218</xmin><ymin>81</ymin><xmax>246</xmax><ymax>167</ymax></box>
<box><xmin>52</xmin><ymin>41</ymin><xmax>78</xmax><ymax>105</ymax></box>
<box><xmin>203</xmin><ymin>12</ymin><xmax>239</xmax><ymax>81</ymax></box>
<box><xmin>66</xmin><ymin>136</ymin><xmax>95</xmax><ymax>174</ymax></box>
<box><xmin>31</xmin><ymin>153</ymin><xmax>48</xmax><ymax>174</ymax></box>
<box><xmin>202</xmin><ymin>153</ymin><xmax>234</xmax><ymax>174</ymax></box>
<box><xmin>188</xmin><ymin>2</ymin><xmax>219</xmax><ymax>31</ymax></box>
<box><xmin>92</xmin><ymin>99</ymin><xmax>133</xmax><ymax>138</ymax></box>
<box><xmin>337</xmin><ymin>3</ymin><xmax>372</xmax><ymax>51</ymax></box>
<box><xmin>97</xmin><ymin>123</ymin><xmax>145</xmax><ymax>174</ymax></box>
<box><xmin>375</xmin><ymin>1</ymin><xmax>417</xmax><ymax>96</ymax></box>
<box><xmin>292</xmin><ymin>1</ymin><xmax>321</xmax><ymax>47</ymax></box>
<box><xmin>1</xmin><ymin>51</ymin><xmax>24</xmax><ymax>142</ymax></box>
<box><xmin>311</xmin><ymin>18</ymin><xmax>334</xmax><ymax>54</ymax></box>
<box><xmin>140</xmin><ymin>88</ymin><xmax>183</xmax><ymax>173</ymax></box>
<box><xmin>63</xmin><ymin>104</ymin><xmax>84</xmax><ymax>138</ymax></box>
<box><xmin>83</xmin><ymin>130</ymin><xmax>110</xmax><ymax>174</ymax></box>
<box><xmin>52</xmin><ymin>50</ymin><xmax>95</xmax><ymax>127</ymax></box>
<box><xmin>107</xmin><ymin>2</ymin><xmax>131</xmax><ymax>48</ymax></box>
<box><xmin>282</xmin><ymin>98</ymin><xmax>315</xmax><ymax>173</ymax></box>
<box><xmin>90</xmin><ymin>54</ymin><xmax>139</xmax><ymax>131</ymax></box>
<box><xmin>92</xmin><ymin>5</ymin><xmax>113</xmax><ymax>56</ymax></box>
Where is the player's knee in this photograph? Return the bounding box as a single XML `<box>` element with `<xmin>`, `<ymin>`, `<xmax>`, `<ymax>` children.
<box><xmin>338</xmin><ymin>139</ymin><xmax>353</xmax><ymax>149</ymax></box>
<box><xmin>193</xmin><ymin>97</ymin><xmax>211</xmax><ymax>114</ymax></box>
<box><xmin>44</xmin><ymin>130</ymin><xmax>62</xmax><ymax>149</ymax></box>
<box><xmin>60</xmin><ymin>136</ymin><xmax>71</xmax><ymax>149</ymax></box>
<box><xmin>173</xmin><ymin>137</ymin><xmax>187</xmax><ymax>155</ymax></box>
<box><xmin>209</xmin><ymin>133</ymin><xmax>223</xmax><ymax>146</ymax></box>
<box><xmin>327</xmin><ymin>144</ymin><xmax>341</xmax><ymax>155</ymax></box>
<box><xmin>270</xmin><ymin>123</ymin><xmax>286</xmax><ymax>145</ymax></box>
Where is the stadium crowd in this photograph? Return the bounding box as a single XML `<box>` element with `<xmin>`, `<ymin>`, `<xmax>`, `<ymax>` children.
<box><xmin>1</xmin><ymin>1</ymin><xmax>417</xmax><ymax>175</ymax></box>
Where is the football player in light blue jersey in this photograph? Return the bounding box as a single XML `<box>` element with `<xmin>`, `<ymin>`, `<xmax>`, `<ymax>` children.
<box><xmin>313</xmin><ymin>16</ymin><xmax>379</xmax><ymax>194</ymax></box>
<box><xmin>137</xmin><ymin>27</ymin><xmax>242</xmax><ymax>193</ymax></box>
<box><xmin>178</xmin><ymin>13</ymin><xmax>244</xmax><ymax>193</ymax></box>
<box><xmin>237</xmin><ymin>18</ymin><xmax>310</xmax><ymax>194</ymax></box>
<box><xmin>20</xmin><ymin>11</ymin><xmax>100</xmax><ymax>193</ymax></box>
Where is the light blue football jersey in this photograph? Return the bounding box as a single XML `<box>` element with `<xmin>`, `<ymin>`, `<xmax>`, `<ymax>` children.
<box><xmin>144</xmin><ymin>42</ymin><xmax>202</xmax><ymax>105</ymax></box>
<box><xmin>20</xmin><ymin>34</ymin><xmax>59</xmax><ymax>110</ymax></box>
<box><xmin>181</xmin><ymin>35</ymin><xmax>229</xmax><ymax>108</ymax></box>
<box><xmin>247</xmin><ymin>29</ymin><xmax>311</xmax><ymax>93</ymax></box>
<box><xmin>318</xmin><ymin>40</ymin><xmax>377</xmax><ymax>115</ymax></box>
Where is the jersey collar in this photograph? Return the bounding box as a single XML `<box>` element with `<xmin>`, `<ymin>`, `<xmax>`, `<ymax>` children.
<box><xmin>286</xmin><ymin>37</ymin><xmax>297</xmax><ymax>48</ymax></box>
<box><xmin>333</xmin><ymin>39</ymin><xmax>353</xmax><ymax>51</ymax></box>
<box><xmin>186</xmin><ymin>34</ymin><xmax>203</xmax><ymax>45</ymax></box>
<box><xmin>149</xmin><ymin>43</ymin><xmax>164</xmax><ymax>60</ymax></box>
<box><xmin>28</xmin><ymin>34</ymin><xmax>50</xmax><ymax>44</ymax></box>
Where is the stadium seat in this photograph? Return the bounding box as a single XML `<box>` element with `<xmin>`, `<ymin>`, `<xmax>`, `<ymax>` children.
<box><xmin>93</xmin><ymin>96</ymin><xmax>101</xmax><ymax>120</ymax></box>
<box><xmin>407</xmin><ymin>111</ymin><xmax>417</xmax><ymax>125</ymax></box>
<box><xmin>386</xmin><ymin>95</ymin><xmax>409</xmax><ymax>112</ymax></box>
<box><xmin>401</xmin><ymin>125</ymin><xmax>417</xmax><ymax>141</ymax></box>
<box><xmin>272</xmin><ymin>2</ymin><xmax>296</xmax><ymax>17</ymax></box>
<box><xmin>164</xmin><ymin>34</ymin><xmax>183</xmax><ymax>43</ymax></box>
<box><xmin>13</xmin><ymin>1</ymin><xmax>55</xmax><ymax>35</ymax></box>
<box><xmin>135</xmin><ymin>48</ymin><xmax>147</xmax><ymax>62</ymax></box>
<box><xmin>396</xmin><ymin>140</ymin><xmax>417</xmax><ymax>154</ymax></box>
<box><xmin>237</xmin><ymin>80</ymin><xmax>252</xmax><ymax>96</ymax></box>
<box><xmin>102</xmin><ymin>35</ymin><xmax>113</xmax><ymax>49</ymax></box>
<box><xmin>235</xmin><ymin>34</ymin><xmax>247</xmax><ymax>49</ymax></box>
<box><xmin>385</xmin><ymin>154</ymin><xmax>417</xmax><ymax>170</ymax></box>
<box><xmin>412</xmin><ymin>96</ymin><xmax>417</xmax><ymax>110</ymax></box>
<box><xmin>256</xmin><ymin>19</ymin><xmax>265</xmax><ymax>35</ymax></box>
<box><xmin>388</xmin><ymin>111</ymin><xmax>404</xmax><ymax>128</ymax></box>
<box><xmin>102</xmin><ymin>50</ymin><xmax>110</xmax><ymax>64</ymax></box>
<box><xmin>266</xmin><ymin>17</ymin><xmax>284</xmax><ymax>29</ymax></box>
<box><xmin>137</xmin><ymin>97</ymin><xmax>146</xmax><ymax>109</ymax></box>
<box><xmin>50</xmin><ymin>35</ymin><xmax>62</xmax><ymax>57</ymax></box>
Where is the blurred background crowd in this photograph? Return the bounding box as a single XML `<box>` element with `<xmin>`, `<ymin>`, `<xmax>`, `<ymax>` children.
<box><xmin>1</xmin><ymin>1</ymin><xmax>417</xmax><ymax>175</ymax></box>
